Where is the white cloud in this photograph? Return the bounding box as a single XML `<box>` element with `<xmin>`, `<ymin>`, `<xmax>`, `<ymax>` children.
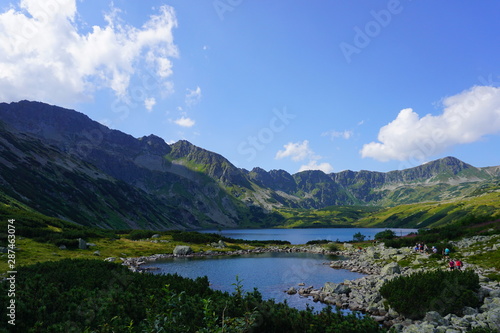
<box><xmin>361</xmin><ymin>86</ymin><xmax>500</xmax><ymax>162</ymax></box>
<box><xmin>144</xmin><ymin>97</ymin><xmax>156</xmax><ymax>111</ymax></box>
<box><xmin>322</xmin><ymin>130</ymin><xmax>353</xmax><ymax>140</ymax></box>
<box><xmin>174</xmin><ymin>116</ymin><xmax>195</xmax><ymax>128</ymax></box>
<box><xmin>275</xmin><ymin>140</ymin><xmax>316</xmax><ymax>161</ymax></box>
<box><xmin>276</xmin><ymin>140</ymin><xmax>333</xmax><ymax>173</ymax></box>
<box><xmin>299</xmin><ymin>160</ymin><xmax>334</xmax><ymax>174</ymax></box>
<box><xmin>0</xmin><ymin>0</ymin><xmax>178</xmax><ymax>106</ymax></box>
<box><xmin>185</xmin><ymin>86</ymin><xmax>202</xmax><ymax>107</ymax></box>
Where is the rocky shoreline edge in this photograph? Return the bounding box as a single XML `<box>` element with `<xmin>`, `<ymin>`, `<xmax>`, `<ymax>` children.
<box><xmin>118</xmin><ymin>235</ymin><xmax>500</xmax><ymax>332</ymax></box>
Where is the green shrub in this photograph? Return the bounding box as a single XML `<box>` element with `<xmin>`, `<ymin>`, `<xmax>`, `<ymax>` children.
<box><xmin>380</xmin><ymin>269</ymin><xmax>480</xmax><ymax>319</ymax></box>
<box><xmin>0</xmin><ymin>259</ymin><xmax>385</xmax><ymax>332</ymax></box>
<box><xmin>327</xmin><ymin>243</ymin><xmax>340</xmax><ymax>252</ymax></box>
<box><xmin>306</xmin><ymin>239</ymin><xmax>331</xmax><ymax>245</ymax></box>
<box><xmin>375</xmin><ymin>229</ymin><xmax>396</xmax><ymax>240</ymax></box>
<box><xmin>126</xmin><ymin>229</ymin><xmax>158</xmax><ymax>240</ymax></box>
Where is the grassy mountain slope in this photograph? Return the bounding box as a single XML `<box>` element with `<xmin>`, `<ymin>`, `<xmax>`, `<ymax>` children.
<box><xmin>355</xmin><ymin>191</ymin><xmax>500</xmax><ymax>229</ymax></box>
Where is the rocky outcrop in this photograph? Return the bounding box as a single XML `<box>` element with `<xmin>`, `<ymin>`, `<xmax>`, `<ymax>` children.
<box><xmin>288</xmin><ymin>235</ymin><xmax>500</xmax><ymax>332</ymax></box>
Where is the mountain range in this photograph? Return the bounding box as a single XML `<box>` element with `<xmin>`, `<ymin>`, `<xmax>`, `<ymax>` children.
<box><xmin>1</xmin><ymin>101</ymin><xmax>499</xmax><ymax>230</ymax></box>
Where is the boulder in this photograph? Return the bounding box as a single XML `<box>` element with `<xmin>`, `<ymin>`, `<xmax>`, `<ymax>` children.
<box><xmin>424</xmin><ymin>311</ymin><xmax>448</xmax><ymax>326</ymax></box>
<box><xmin>93</xmin><ymin>250</ymin><xmax>100</xmax><ymax>256</ymax></box>
<box><xmin>59</xmin><ymin>245</ymin><xmax>67</xmax><ymax>250</ymax></box>
<box><xmin>173</xmin><ymin>245</ymin><xmax>193</xmax><ymax>255</ymax></box>
<box><xmin>151</xmin><ymin>234</ymin><xmax>160</xmax><ymax>238</ymax></box>
<box><xmin>334</xmin><ymin>284</ymin><xmax>351</xmax><ymax>295</ymax></box>
<box><xmin>486</xmin><ymin>308</ymin><xmax>500</xmax><ymax>331</ymax></box>
<box><xmin>286</xmin><ymin>287</ymin><xmax>297</xmax><ymax>295</ymax></box>
<box><xmin>104</xmin><ymin>257</ymin><xmax>117</xmax><ymax>262</ymax></box>
<box><xmin>381</xmin><ymin>262</ymin><xmax>401</xmax><ymax>275</ymax></box>
<box><xmin>78</xmin><ymin>238</ymin><xmax>87</xmax><ymax>250</ymax></box>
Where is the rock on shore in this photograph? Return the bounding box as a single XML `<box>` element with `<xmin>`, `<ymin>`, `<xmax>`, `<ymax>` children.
<box><xmin>291</xmin><ymin>235</ymin><xmax>500</xmax><ymax>332</ymax></box>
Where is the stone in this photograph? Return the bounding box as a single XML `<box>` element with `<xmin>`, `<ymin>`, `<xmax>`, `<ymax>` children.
<box><xmin>286</xmin><ymin>287</ymin><xmax>297</xmax><ymax>295</ymax></box>
<box><xmin>93</xmin><ymin>250</ymin><xmax>100</xmax><ymax>256</ymax></box>
<box><xmin>173</xmin><ymin>245</ymin><xmax>193</xmax><ymax>255</ymax></box>
<box><xmin>334</xmin><ymin>284</ymin><xmax>351</xmax><ymax>295</ymax></box>
<box><xmin>87</xmin><ymin>243</ymin><xmax>97</xmax><ymax>247</ymax></box>
<box><xmin>151</xmin><ymin>234</ymin><xmax>160</xmax><ymax>238</ymax></box>
<box><xmin>486</xmin><ymin>308</ymin><xmax>500</xmax><ymax>331</ymax></box>
<box><xmin>104</xmin><ymin>257</ymin><xmax>116</xmax><ymax>262</ymax></box>
<box><xmin>59</xmin><ymin>245</ymin><xmax>67</xmax><ymax>250</ymax></box>
<box><xmin>218</xmin><ymin>240</ymin><xmax>227</xmax><ymax>248</ymax></box>
<box><xmin>462</xmin><ymin>306</ymin><xmax>478</xmax><ymax>315</ymax></box>
<box><xmin>381</xmin><ymin>262</ymin><xmax>401</xmax><ymax>275</ymax></box>
<box><xmin>78</xmin><ymin>238</ymin><xmax>87</xmax><ymax>250</ymax></box>
<box><xmin>322</xmin><ymin>282</ymin><xmax>338</xmax><ymax>294</ymax></box>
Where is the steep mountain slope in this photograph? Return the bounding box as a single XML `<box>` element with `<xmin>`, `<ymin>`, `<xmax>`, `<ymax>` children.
<box><xmin>0</xmin><ymin>101</ymin><xmax>271</xmax><ymax>229</ymax></box>
<box><xmin>0</xmin><ymin>101</ymin><xmax>498</xmax><ymax>230</ymax></box>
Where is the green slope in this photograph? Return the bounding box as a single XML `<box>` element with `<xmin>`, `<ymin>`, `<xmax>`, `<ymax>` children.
<box><xmin>355</xmin><ymin>191</ymin><xmax>500</xmax><ymax>228</ymax></box>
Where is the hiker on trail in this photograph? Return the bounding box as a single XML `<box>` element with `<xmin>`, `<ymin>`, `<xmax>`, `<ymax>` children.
<box><xmin>423</xmin><ymin>244</ymin><xmax>429</xmax><ymax>253</ymax></box>
<box><xmin>455</xmin><ymin>259</ymin><xmax>463</xmax><ymax>270</ymax></box>
<box><xmin>443</xmin><ymin>247</ymin><xmax>450</xmax><ymax>258</ymax></box>
<box><xmin>432</xmin><ymin>246</ymin><xmax>438</xmax><ymax>254</ymax></box>
<box><xmin>448</xmin><ymin>259</ymin><xmax>455</xmax><ymax>270</ymax></box>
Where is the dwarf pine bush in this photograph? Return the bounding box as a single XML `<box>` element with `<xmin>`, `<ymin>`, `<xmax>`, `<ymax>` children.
<box><xmin>379</xmin><ymin>269</ymin><xmax>480</xmax><ymax>319</ymax></box>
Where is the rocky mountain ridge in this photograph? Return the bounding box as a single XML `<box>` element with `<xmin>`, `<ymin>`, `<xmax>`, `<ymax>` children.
<box><xmin>1</xmin><ymin>101</ymin><xmax>498</xmax><ymax>229</ymax></box>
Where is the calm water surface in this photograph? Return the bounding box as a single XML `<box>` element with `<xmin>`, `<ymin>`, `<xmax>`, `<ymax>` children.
<box><xmin>200</xmin><ymin>227</ymin><xmax>418</xmax><ymax>244</ymax></box>
<box><xmin>145</xmin><ymin>252</ymin><xmax>365</xmax><ymax>311</ymax></box>
<box><xmin>146</xmin><ymin>228</ymin><xmax>417</xmax><ymax>310</ymax></box>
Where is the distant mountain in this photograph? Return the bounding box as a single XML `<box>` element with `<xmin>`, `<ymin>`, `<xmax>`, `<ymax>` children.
<box><xmin>1</xmin><ymin>101</ymin><xmax>498</xmax><ymax>229</ymax></box>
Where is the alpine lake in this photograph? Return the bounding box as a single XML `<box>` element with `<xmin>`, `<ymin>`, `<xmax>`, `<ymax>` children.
<box><xmin>143</xmin><ymin>228</ymin><xmax>417</xmax><ymax>310</ymax></box>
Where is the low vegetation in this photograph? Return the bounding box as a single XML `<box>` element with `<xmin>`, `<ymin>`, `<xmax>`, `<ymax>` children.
<box><xmin>0</xmin><ymin>259</ymin><xmax>385</xmax><ymax>333</ymax></box>
<box><xmin>380</xmin><ymin>269</ymin><xmax>480</xmax><ymax>319</ymax></box>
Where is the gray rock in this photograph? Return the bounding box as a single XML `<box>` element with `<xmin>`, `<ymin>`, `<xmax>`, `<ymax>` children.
<box><xmin>381</xmin><ymin>262</ymin><xmax>401</xmax><ymax>275</ymax></box>
<box><xmin>59</xmin><ymin>245</ymin><xmax>67</xmax><ymax>250</ymax></box>
<box><xmin>334</xmin><ymin>284</ymin><xmax>351</xmax><ymax>295</ymax></box>
<box><xmin>490</xmin><ymin>289</ymin><xmax>500</xmax><ymax>298</ymax></box>
<box><xmin>322</xmin><ymin>282</ymin><xmax>338</xmax><ymax>294</ymax></box>
<box><xmin>173</xmin><ymin>245</ymin><xmax>193</xmax><ymax>255</ymax></box>
<box><xmin>486</xmin><ymin>308</ymin><xmax>500</xmax><ymax>331</ymax></box>
<box><xmin>151</xmin><ymin>234</ymin><xmax>160</xmax><ymax>238</ymax></box>
<box><xmin>104</xmin><ymin>257</ymin><xmax>116</xmax><ymax>262</ymax></box>
<box><xmin>87</xmin><ymin>243</ymin><xmax>97</xmax><ymax>247</ymax></box>
<box><xmin>424</xmin><ymin>310</ymin><xmax>448</xmax><ymax>326</ymax></box>
<box><xmin>462</xmin><ymin>306</ymin><xmax>478</xmax><ymax>315</ymax></box>
<box><xmin>78</xmin><ymin>238</ymin><xmax>87</xmax><ymax>250</ymax></box>
<box><xmin>286</xmin><ymin>287</ymin><xmax>297</xmax><ymax>295</ymax></box>
<box><xmin>93</xmin><ymin>250</ymin><xmax>100</xmax><ymax>256</ymax></box>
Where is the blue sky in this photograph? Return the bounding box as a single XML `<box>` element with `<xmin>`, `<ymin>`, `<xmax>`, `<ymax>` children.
<box><xmin>1</xmin><ymin>0</ymin><xmax>499</xmax><ymax>174</ymax></box>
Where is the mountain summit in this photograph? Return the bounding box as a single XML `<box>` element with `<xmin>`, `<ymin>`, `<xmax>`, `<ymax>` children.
<box><xmin>1</xmin><ymin>101</ymin><xmax>498</xmax><ymax>229</ymax></box>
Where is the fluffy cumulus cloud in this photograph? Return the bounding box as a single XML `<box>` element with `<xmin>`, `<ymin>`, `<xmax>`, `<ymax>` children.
<box><xmin>0</xmin><ymin>0</ymin><xmax>178</xmax><ymax>106</ymax></box>
<box><xmin>275</xmin><ymin>140</ymin><xmax>315</xmax><ymax>161</ymax></box>
<box><xmin>174</xmin><ymin>116</ymin><xmax>195</xmax><ymax>128</ymax></box>
<box><xmin>275</xmin><ymin>140</ymin><xmax>334</xmax><ymax>173</ymax></box>
<box><xmin>298</xmin><ymin>160</ymin><xmax>334</xmax><ymax>174</ymax></box>
<box><xmin>361</xmin><ymin>86</ymin><xmax>500</xmax><ymax>162</ymax></box>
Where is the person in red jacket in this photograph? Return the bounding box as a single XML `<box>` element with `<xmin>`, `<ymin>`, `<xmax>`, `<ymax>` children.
<box><xmin>454</xmin><ymin>259</ymin><xmax>463</xmax><ymax>270</ymax></box>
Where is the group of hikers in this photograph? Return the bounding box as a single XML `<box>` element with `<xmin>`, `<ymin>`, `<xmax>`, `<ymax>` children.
<box><xmin>414</xmin><ymin>243</ymin><xmax>464</xmax><ymax>270</ymax></box>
